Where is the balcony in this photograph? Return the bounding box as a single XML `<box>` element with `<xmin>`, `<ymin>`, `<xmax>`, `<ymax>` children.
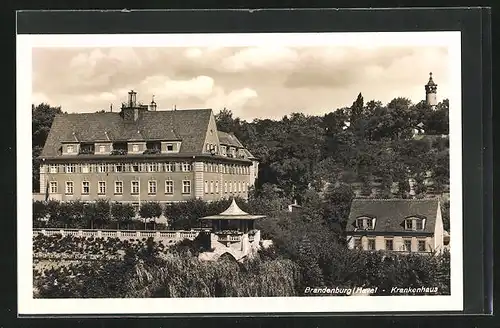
<box><xmin>214</xmin><ymin>230</ymin><xmax>243</xmax><ymax>242</ymax></box>
<box><xmin>78</xmin><ymin>144</ymin><xmax>94</xmax><ymax>155</ymax></box>
<box><xmin>111</xmin><ymin>149</ymin><xmax>128</xmax><ymax>155</ymax></box>
<box><xmin>143</xmin><ymin>148</ymin><xmax>161</xmax><ymax>155</ymax></box>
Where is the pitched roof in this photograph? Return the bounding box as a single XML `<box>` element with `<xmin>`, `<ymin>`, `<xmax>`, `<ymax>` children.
<box><xmin>217</xmin><ymin>131</ymin><xmax>244</xmax><ymax>148</ymax></box>
<box><xmin>200</xmin><ymin>199</ymin><xmax>266</xmax><ymax>220</ymax></box>
<box><xmin>41</xmin><ymin>109</ymin><xmax>212</xmax><ymax>157</ymax></box>
<box><xmin>346</xmin><ymin>198</ymin><xmax>440</xmax><ymax>234</ymax></box>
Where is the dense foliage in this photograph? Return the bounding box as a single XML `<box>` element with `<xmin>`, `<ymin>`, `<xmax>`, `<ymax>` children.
<box><xmin>215</xmin><ymin>96</ymin><xmax>449</xmax><ymax>201</ymax></box>
<box><xmin>33</xmin><ymin>233</ymin><xmax>449</xmax><ymax>298</ymax></box>
<box><xmin>33</xmin><ymin>200</ymin><xmax>166</xmax><ymax>230</ymax></box>
<box><xmin>32</xmin><ymin>103</ymin><xmax>63</xmax><ymax>192</ymax></box>
<box><xmin>33</xmin><ymin>235</ymin><xmax>300</xmax><ymax>298</ymax></box>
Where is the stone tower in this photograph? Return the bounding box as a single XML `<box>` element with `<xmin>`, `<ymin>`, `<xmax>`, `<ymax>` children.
<box><xmin>425</xmin><ymin>72</ymin><xmax>438</xmax><ymax>109</ymax></box>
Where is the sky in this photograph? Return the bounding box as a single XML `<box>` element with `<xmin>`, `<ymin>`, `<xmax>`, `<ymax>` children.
<box><xmin>32</xmin><ymin>46</ymin><xmax>450</xmax><ymax>121</ymax></box>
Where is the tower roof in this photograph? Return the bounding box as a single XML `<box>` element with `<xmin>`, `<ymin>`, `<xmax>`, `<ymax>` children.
<box><xmin>199</xmin><ymin>199</ymin><xmax>266</xmax><ymax>220</ymax></box>
<box><xmin>426</xmin><ymin>72</ymin><xmax>437</xmax><ymax>87</ymax></box>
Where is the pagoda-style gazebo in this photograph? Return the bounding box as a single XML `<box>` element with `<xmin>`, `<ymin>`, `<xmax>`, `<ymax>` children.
<box><xmin>198</xmin><ymin>199</ymin><xmax>266</xmax><ymax>261</ymax></box>
<box><xmin>200</xmin><ymin>198</ymin><xmax>265</xmax><ymax>234</ymax></box>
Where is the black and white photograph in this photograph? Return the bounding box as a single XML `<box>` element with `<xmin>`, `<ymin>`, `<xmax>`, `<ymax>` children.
<box><xmin>17</xmin><ymin>31</ymin><xmax>463</xmax><ymax>314</ymax></box>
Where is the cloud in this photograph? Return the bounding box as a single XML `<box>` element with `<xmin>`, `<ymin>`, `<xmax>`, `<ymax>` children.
<box><xmin>139</xmin><ymin>75</ymin><xmax>215</xmax><ymax>100</ymax></box>
<box><xmin>220</xmin><ymin>47</ymin><xmax>299</xmax><ymax>72</ymax></box>
<box><xmin>32</xmin><ymin>92</ymin><xmax>52</xmax><ymax>106</ymax></box>
<box><xmin>206</xmin><ymin>87</ymin><xmax>259</xmax><ymax>118</ymax></box>
<box><xmin>32</xmin><ymin>45</ymin><xmax>451</xmax><ymax>119</ymax></box>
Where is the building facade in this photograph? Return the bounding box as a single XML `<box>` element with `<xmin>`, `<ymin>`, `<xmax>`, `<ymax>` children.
<box><xmin>346</xmin><ymin>198</ymin><xmax>446</xmax><ymax>254</ymax></box>
<box><xmin>37</xmin><ymin>90</ymin><xmax>259</xmax><ymax>206</ymax></box>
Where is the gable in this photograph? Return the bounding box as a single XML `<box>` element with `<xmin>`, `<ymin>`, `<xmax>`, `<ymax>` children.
<box><xmin>202</xmin><ymin>111</ymin><xmax>221</xmax><ymax>153</ymax></box>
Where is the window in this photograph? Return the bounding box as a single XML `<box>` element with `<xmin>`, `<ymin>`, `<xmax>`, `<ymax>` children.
<box><xmin>148</xmin><ymin>163</ymin><xmax>157</xmax><ymax>172</ymax></box>
<box><xmin>165</xmin><ymin>162</ymin><xmax>173</xmax><ymax>172</ymax></box>
<box><xmin>131</xmin><ymin>181</ymin><xmax>140</xmax><ymax>194</ymax></box>
<box><xmin>385</xmin><ymin>239</ymin><xmax>394</xmax><ymax>251</ymax></box>
<box><xmin>66</xmin><ymin>164</ymin><xmax>76</xmax><ymax>173</ymax></box>
<box><xmin>221</xmin><ymin>146</ymin><xmax>227</xmax><ymax>156</ymax></box>
<box><xmin>166</xmin><ymin>144</ymin><xmax>174</xmax><ymax>152</ymax></box>
<box><xmin>404</xmin><ymin>217</ymin><xmax>425</xmax><ymax>231</ymax></box>
<box><xmin>165</xmin><ymin>180</ymin><xmax>174</xmax><ymax>194</ymax></box>
<box><xmin>367</xmin><ymin>239</ymin><xmax>376</xmax><ymax>250</ymax></box>
<box><xmin>238</xmin><ymin>181</ymin><xmax>241</xmax><ymax>192</ymax></box>
<box><xmin>224</xmin><ymin>181</ymin><xmax>228</xmax><ymax>193</ymax></box>
<box><xmin>214</xmin><ymin>164</ymin><xmax>218</xmax><ymax>173</ymax></box>
<box><xmin>418</xmin><ymin>240</ymin><xmax>426</xmax><ymax>252</ymax></box>
<box><xmin>182</xmin><ymin>180</ymin><xmax>191</xmax><ymax>194</ymax></box>
<box><xmin>49</xmin><ymin>164</ymin><xmax>58</xmax><ymax>173</ymax></box>
<box><xmin>148</xmin><ymin>181</ymin><xmax>157</xmax><ymax>194</ymax></box>
<box><xmin>98</xmin><ymin>181</ymin><xmax>106</xmax><ymax>194</ymax></box>
<box><xmin>229</xmin><ymin>181</ymin><xmax>233</xmax><ymax>193</ymax></box>
<box><xmin>82</xmin><ymin>181</ymin><xmax>89</xmax><ymax>194</ymax></box>
<box><xmin>404</xmin><ymin>239</ymin><xmax>412</xmax><ymax>252</ymax></box>
<box><xmin>356</xmin><ymin>217</ymin><xmax>374</xmax><ymax>230</ymax></box>
<box><xmin>67</xmin><ymin>145</ymin><xmax>74</xmax><ymax>153</ymax></box>
<box><xmin>98</xmin><ymin>164</ymin><xmax>107</xmax><ymax>173</ymax></box>
<box><xmin>114</xmin><ymin>181</ymin><xmax>123</xmax><ymax>194</ymax></box>
<box><xmin>354</xmin><ymin>238</ymin><xmax>362</xmax><ymax>249</ymax></box>
<box><xmin>204</xmin><ymin>181</ymin><xmax>209</xmax><ymax>193</ymax></box>
<box><xmin>65</xmin><ymin>181</ymin><xmax>73</xmax><ymax>194</ymax></box>
<box><xmin>99</xmin><ymin>145</ymin><xmax>106</xmax><ymax>153</ymax></box>
<box><xmin>113</xmin><ymin>164</ymin><xmax>122</xmax><ymax>172</ymax></box>
<box><xmin>131</xmin><ymin>164</ymin><xmax>139</xmax><ymax>172</ymax></box>
<box><xmin>132</xmin><ymin>144</ymin><xmax>139</xmax><ymax>152</ymax></box>
<box><xmin>210</xmin><ymin>181</ymin><xmax>214</xmax><ymax>193</ymax></box>
<box><xmin>49</xmin><ymin>181</ymin><xmax>57</xmax><ymax>193</ymax></box>
<box><xmin>215</xmin><ymin>181</ymin><xmax>219</xmax><ymax>193</ymax></box>
<box><xmin>81</xmin><ymin>164</ymin><xmax>89</xmax><ymax>173</ymax></box>
<box><xmin>182</xmin><ymin>162</ymin><xmax>191</xmax><ymax>172</ymax></box>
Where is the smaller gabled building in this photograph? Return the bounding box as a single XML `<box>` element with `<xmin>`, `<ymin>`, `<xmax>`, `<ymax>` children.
<box><xmin>345</xmin><ymin>198</ymin><xmax>446</xmax><ymax>254</ymax></box>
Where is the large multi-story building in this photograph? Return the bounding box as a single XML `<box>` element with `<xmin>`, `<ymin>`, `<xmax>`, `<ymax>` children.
<box><xmin>36</xmin><ymin>90</ymin><xmax>259</xmax><ymax>207</ymax></box>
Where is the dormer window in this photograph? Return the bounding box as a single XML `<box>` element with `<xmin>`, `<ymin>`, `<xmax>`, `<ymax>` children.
<box><xmin>67</xmin><ymin>145</ymin><xmax>74</xmax><ymax>154</ymax></box>
<box><xmin>166</xmin><ymin>144</ymin><xmax>174</xmax><ymax>152</ymax></box>
<box><xmin>221</xmin><ymin>146</ymin><xmax>227</xmax><ymax>156</ymax></box>
<box><xmin>356</xmin><ymin>216</ymin><xmax>375</xmax><ymax>230</ymax></box>
<box><xmin>404</xmin><ymin>217</ymin><xmax>425</xmax><ymax>231</ymax></box>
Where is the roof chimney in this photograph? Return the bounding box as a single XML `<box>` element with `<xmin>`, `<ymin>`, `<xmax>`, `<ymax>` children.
<box><xmin>128</xmin><ymin>90</ymin><xmax>137</xmax><ymax>107</ymax></box>
<box><xmin>150</xmin><ymin>95</ymin><xmax>157</xmax><ymax>111</ymax></box>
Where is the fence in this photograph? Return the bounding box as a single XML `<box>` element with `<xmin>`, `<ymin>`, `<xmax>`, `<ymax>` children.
<box><xmin>33</xmin><ymin>228</ymin><xmax>200</xmax><ymax>242</ymax></box>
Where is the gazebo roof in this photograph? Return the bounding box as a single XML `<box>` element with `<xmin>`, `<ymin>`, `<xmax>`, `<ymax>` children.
<box><xmin>199</xmin><ymin>199</ymin><xmax>266</xmax><ymax>220</ymax></box>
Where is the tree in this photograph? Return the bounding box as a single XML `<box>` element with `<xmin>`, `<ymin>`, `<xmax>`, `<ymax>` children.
<box><xmin>350</xmin><ymin>92</ymin><xmax>364</xmax><ymax>128</ymax></box>
<box><xmin>93</xmin><ymin>199</ymin><xmax>111</xmax><ymax>229</ymax></box>
<box><xmin>139</xmin><ymin>201</ymin><xmax>163</xmax><ymax>230</ymax></box>
<box><xmin>322</xmin><ymin>184</ymin><xmax>355</xmax><ymax>232</ymax></box>
<box><xmin>111</xmin><ymin>202</ymin><xmax>136</xmax><ymax>230</ymax></box>
<box><xmin>32</xmin><ymin>103</ymin><xmax>63</xmax><ymax>192</ymax></box>
<box><xmin>215</xmin><ymin>108</ymin><xmax>240</xmax><ymax>134</ymax></box>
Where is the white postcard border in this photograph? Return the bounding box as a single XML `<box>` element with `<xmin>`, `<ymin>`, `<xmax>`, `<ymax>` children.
<box><xmin>17</xmin><ymin>31</ymin><xmax>463</xmax><ymax>314</ymax></box>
